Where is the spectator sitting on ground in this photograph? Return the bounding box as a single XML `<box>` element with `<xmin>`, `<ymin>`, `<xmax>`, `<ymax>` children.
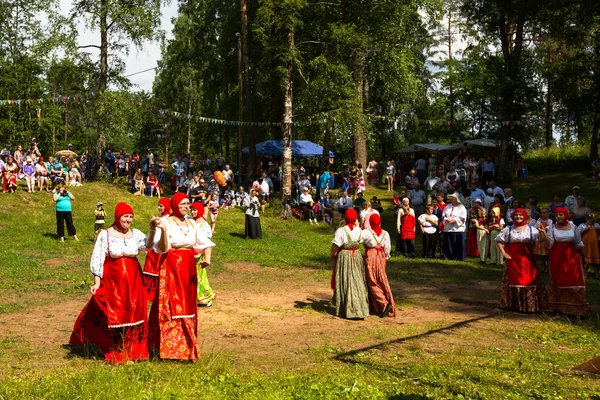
<box><xmin>235</xmin><ymin>186</ymin><xmax>248</xmax><ymax>207</ymax></box>
<box><xmin>353</xmin><ymin>191</ymin><xmax>366</xmax><ymax>214</ymax></box>
<box><xmin>133</xmin><ymin>168</ymin><xmax>145</xmax><ymax>196</ymax></box>
<box><xmin>371</xmin><ymin>196</ymin><xmax>383</xmax><ymax>214</ymax></box>
<box><xmin>336</xmin><ymin>189</ymin><xmax>352</xmax><ymax>215</ymax></box>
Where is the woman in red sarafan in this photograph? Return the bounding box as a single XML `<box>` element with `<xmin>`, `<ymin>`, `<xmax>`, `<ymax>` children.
<box><xmin>70</xmin><ymin>202</ymin><xmax>150</xmax><ymax>364</ymax></box>
<box><xmin>546</xmin><ymin>207</ymin><xmax>591</xmax><ymax>315</ymax></box>
<box><xmin>142</xmin><ymin>197</ymin><xmax>170</xmax><ymax>302</ymax></box>
<box><xmin>496</xmin><ymin>208</ymin><xmax>548</xmax><ymax>312</ymax></box>
<box><xmin>148</xmin><ymin>192</ymin><xmax>215</xmax><ymax>361</ymax></box>
<box><xmin>363</xmin><ymin>213</ymin><xmax>396</xmax><ymax>318</ymax></box>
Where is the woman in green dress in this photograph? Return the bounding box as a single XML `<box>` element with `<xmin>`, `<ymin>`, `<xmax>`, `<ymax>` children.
<box><xmin>330</xmin><ymin>209</ymin><xmax>370</xmax><ymax>319</ymax></box>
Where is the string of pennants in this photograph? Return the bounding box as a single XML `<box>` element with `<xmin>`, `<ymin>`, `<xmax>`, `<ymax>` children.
<box><xmin>0</xmin><ymin>91</ymin><xmax>595</xmax><ymax>128</ymax></box>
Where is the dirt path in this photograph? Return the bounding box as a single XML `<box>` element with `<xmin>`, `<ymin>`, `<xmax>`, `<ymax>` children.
<box><xmin>0</xmin><ymin>262</ymin><xmax>510</xmax><ymax>374</ymax></box>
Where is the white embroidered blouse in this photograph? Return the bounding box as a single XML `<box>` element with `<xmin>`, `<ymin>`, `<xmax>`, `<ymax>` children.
<box><xmin>362</xmin><ymin>230</ymin><xmax>391</xmax><ymax>258</ymax></box>
<box><xmin>548</xmin><ymin>222</ymin><xmax>584</xmax><ymax>250</ymax></box>
<box><xmin>90</xmin><ymin>229</ymin><xmax>147</xmax><ymax>277</ymax></box>
<box><xmin>495</xmin><ymin>225</ymin><xmax>540</xmax><ymax>244</ymax></box>
<box><xmin>153</xmin><ymin>216</ymin><xmax>216</xmax><ymax>254</ymax></box>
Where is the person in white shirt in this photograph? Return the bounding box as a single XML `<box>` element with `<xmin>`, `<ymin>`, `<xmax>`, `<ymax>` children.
<box><xmin>299</xmin><ymin>187</ymin><xmax>318</xmax><ymax>224</ymax></box>
<box><xmin>424</xmin><ymin>171</ymin><xmax>440</xmax><ymax>192</ymax></box>
<box><xmin>442</xmin><ymin>192</ymin><xmax>467</xmax><ymax>260</ymax></box>
<box><xmin>362</xmin><ymin>213</ymin><xmax>395</xmax><ymax>318</ymax></box>
<box><xmin>564</xmin><ymin>186</ymin><xmax>581</xmax><ymax>214</ymax></box>
<box><xmin>418</xmin><ymin>204</ymin><xmax>439</xmax><ymax>258</ymax></box>
<box><xmin>336</xmin><ymin>189</ymin><xmax>352</xmax><ymax>215</ymax></box>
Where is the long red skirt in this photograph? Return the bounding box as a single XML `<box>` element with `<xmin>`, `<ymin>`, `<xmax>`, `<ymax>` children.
<box><xmin>70</xmin><ymin>256</ymin><xmax>148</xmax><ymax>364</ymax></box>
<box><xmin>549</xmin><ymin>241</ymin><xmax>590</xmax><ymax>314</ymax></box>
<box><xmin>499</xmin><ymin>243</ymin><xmax>547</xmax><ymax>312</ymax></box>
<box><xmin>142</xmin><ymin>249</ymin><xmax>165</xmax><ymax>302</ymax></box>
<box><xmin>148</xmin><ymin>249</ymin><xmax>200</xmax><ymax>360</ymax></box>
<box><xmin>364</xmin><ymin>247</ymin><xmax>396</xmax><ymax>317</ymax></box>
<box><xmin>466</xmin><ymin>227</ymin><xmax>480</xmax><ymax>257</ymax></box>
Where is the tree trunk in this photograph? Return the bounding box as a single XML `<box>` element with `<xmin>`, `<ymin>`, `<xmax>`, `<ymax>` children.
<box><xmin>448</xmin><ymin>8</ymin><xmax>454</xmax><ymax>122</ymax></box>
<box><xmin>94</xmin><ymin>0</ymin><xmax>109</xmax><ymax>178</ymax></box>
<box><xmin>187</xmin><ymin>79</ymin><xmax>192</xmax><ymax>154</ymax></box>
<box><xmin>321</xmin><ymin>123</ymin><xmax>331</xmax><ymax>171</ymax></box>
<box><xmin>591</xmin><ymin>96</ymin><xmax>600</xmax><ymax>159</ymax></box>
<box><xmin>545</xmin><ymin>78</ymin><xmax>553</xmax><ymax>147</ymax></box>
<box><xmin>270</xmin><ymin>59</ymin><xmax>283</xmax><ymax>140</ymax></box>
<box><xmin>240</xmin><ymin>0</ymin><xmax>256</xmax><ymax>177</ymax></box>
<box><xmin>237</xmin><ymin>34</ymin><xmax>243</xmax><ymax>181</ymax></box>
<box><xmin>281</xmin><ymin>31</ymin><xmax>294</xmax><ymax>219</ymax></box>
<box><xmin>352</xmin><ymin>51</ymin><xmax>367</xmax><ymax>168</ymax></box>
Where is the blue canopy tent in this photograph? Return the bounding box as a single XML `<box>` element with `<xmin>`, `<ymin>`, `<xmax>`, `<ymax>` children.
<box><xmin>242</xmin><ymin>140</ymin><xmax>335</xmax><ymax>158</ymax></box>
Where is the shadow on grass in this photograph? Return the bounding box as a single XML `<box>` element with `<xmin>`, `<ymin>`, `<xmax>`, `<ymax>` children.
<box><xmin>42</xmin><ymin>232</ymin><xmax>59</xmax><ymax>240</ymax></box>
<box><xmin>228</xmin><ymin>232</ymin><xmax>246</xmax><ymax>239</ymax></box>
<box><xmin>62</xmin><ymin>343</ymin><xmax>105</xmax><ymax>361</ymax></box>
<box><xmin>294</xmin><ymin>297</ymin><xmax>336</xmax><ymax>316</ymax></box>
<box><xmin>333</xmin><ymin>314</ymin><xmax>495</xmax><ymax>363</ymax></box>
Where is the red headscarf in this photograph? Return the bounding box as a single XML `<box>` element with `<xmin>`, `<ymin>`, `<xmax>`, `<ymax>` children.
<box><xmin>190</xmin><ymin>202</ymin><xmax>205</xmax><ymax>221</ymax></box>
<box><xmin>554</xmin><ymin>207</ymin><xmax>569</xmax><ymax>226</ymax></box>
<box><xmin>369</xmin><ymin>213</ymin><xmax>382</xmax><ymax>236</ymax></box>
<box><xmin>344</xmin><ymin>208</ymin><xmax>357</xmax><ymax>229</ymax></box>
<box><xmin>511</xmin><ymin>208</ymin><xmax>527</xmax><ymax>227</ymax></box>
<box><xmin>158</xmin><ymin>198</ymin><xmax>170</xmax><ymax>216</ymax></box>
<box><xmin>113</xmin><ymin>202</ymin><xmax>134</xmax><ymax>231</ymax></box>
<box><xmin>170</xmin><ymin>192</ymin><xmax>189</xmax><ymax>219</ymax></box>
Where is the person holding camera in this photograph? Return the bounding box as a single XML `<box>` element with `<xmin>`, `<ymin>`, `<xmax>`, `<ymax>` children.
<box><xmin>53</xmin><ymin>183</ymin><xmax>78</xmax><ymax>242</ymax></box>
<box><xmin>243</xmin><ymin>189</ymin><xmax>262</xmax><ymax>239</ymax></box>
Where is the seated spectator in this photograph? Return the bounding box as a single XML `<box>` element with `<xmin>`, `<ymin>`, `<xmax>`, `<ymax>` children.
<box><xmin>320</xmin><ymin>192</ymin><xmax>335</xmax><ymax>225</ymax></box>
<box><xmin>50</xmin><ymin>157</ymin><xmax>66</xmax><ymax>189</ymax></box>
<box><xmin>2</xmin><ymin>156</ymin><xmax>18</xmax><ymax>193</ymax></box>
<box><xmin>353</xmin><ymin>191</ymin><xmax>366</xmax><ymax>214</ymax></box>
<box><xmin>147</xmin><ymin>170</ymin><xmax>161</xmax><ymax>198</ymax></box>
<box><xmin>371</xmin><ymin>196</ymin><xmax>383</xmax><ymax>214</ymax></box>
<box><xmin>133</xmin><ymin>168</ymin><xmax>145</xmax><ymax>196</ymax></box>
<box><xmin>335</xmin><ymin>189</ymin><xmax>353</xmax><ymax>215</ymax></box>
<box><xmin>235</xmin><ymin>186</ymin><xmax>248</xmax><ymax>207</ymax></box>
<box><xmin>36</xmin><ymin>157</ymin><xmax>50</xmax><ymax>192</ymax></box>
<box><xmin>68</xmin><ymin>157</ymin><xmax>82</xmax><ymax>186</ymax></box>
<box><xmin>299</xmin><ymin>186</ymin><xmax>317</xmax><ymax>224</ymax></box>
<box><xmin>23</xmin><ymin>157</ymin><xmax>36</xmax><ymax>193</ymax></box>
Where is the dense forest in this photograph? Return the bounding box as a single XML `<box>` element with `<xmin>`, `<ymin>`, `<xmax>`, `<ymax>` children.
<box><xmin>1</xmin><ymin>0</ymin><xmax>600</xmax><ymax>182</ymax></box>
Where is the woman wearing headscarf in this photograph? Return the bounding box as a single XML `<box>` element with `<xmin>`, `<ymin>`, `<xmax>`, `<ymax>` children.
<box><xmin>243</xmin><ymin>189</ymin><xmax>262</xmax><ymax>239</ymax></box>
<box><xmin>70</xmin><ymin>203</ymin><xmax>149</xmax><ymax>364</ymax></box>
<box><xmin>142</xmin><ymin>197</ymin><xmax>170</xmax><ymax>302</ymax></box>
<box><xmin>363</xmin><ymin>214</ymin><xmax>395</xmax><ymax>318</ymax></box>
<box><xmin>190</xmin><ymin>202</ymin><xmax>215</xmax><ymax>307</ymax></box>
<box><xmin>544</xmin><ymin>207</ymin><xmax>591</xmax><ymax>314</ymax></box>
<box><xmin>495</xmin><ymin>209</ymin><xmax>548</xmax><ymax>312</ymax></box>
<box><xmin>148</xmin><ymin>192</ymin><xmax>215</xmax><ymax>361</ymax></box>
<box><xmin>23</xmin><ymin>157</ymin><xmax>36</xmax><ymax>192</ymax></box>
<box><xmin>330</xmin><ymin>209</ymin><xmax>369</xmax><ymax>319</ymax></box>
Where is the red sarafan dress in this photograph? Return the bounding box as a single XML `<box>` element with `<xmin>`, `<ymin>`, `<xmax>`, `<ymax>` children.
<box><xmin>495</xmin><ymin>225</ymin><xmax>548</xmax><ymax>312</ymax></box>
<box><xmin>363</xmin><ymin>228</ymin><xmax>396</xmax><ymax>317</ymax></box>
<box><xmin>70</xmin><ymin>229</ymin><xmax>149</xmax><ymax>364</ymax></box>
<box><xmin>467</xmin><ymin>207</ymin><xmax>480</xmax><ymax>257</ymax></box>
<box><xmin>148</xmin><ymin>217</ymin><xmax>215</xmax><ymax>361</ymax></box>
<box><xmin>548</xmin><ymin>222</ymin><xmax>591</xmax><ymax>314</ymax></box>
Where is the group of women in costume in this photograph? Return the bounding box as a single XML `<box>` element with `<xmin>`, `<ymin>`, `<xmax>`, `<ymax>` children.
<box><xmin>496</xmin><ymin>207</ymin><xmax>590</xmax><ymax>315</ymax></box>
<box><xmin>70</xmin><ymin>194</ymin><xmax>216</xmax><ymax>364</ymax></box>
<box><xmin>330</xmin><ymin>209</ymin><xmax>396</xmax><ymax>319</ymax></box>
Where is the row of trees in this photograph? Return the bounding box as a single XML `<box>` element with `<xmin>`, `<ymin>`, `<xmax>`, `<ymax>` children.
<box><xmin>1</xmin><ymin>0</ymin><xmax>600</xmax><ymax>184</ymax></box>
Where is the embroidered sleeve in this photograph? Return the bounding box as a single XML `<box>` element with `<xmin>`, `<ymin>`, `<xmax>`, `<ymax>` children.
<box><xmin>133</xmin><ymin>229</ymin><xmax>148</xmax><ymax>252</ymax></box>
<box><xmin>90</xmin><ymin>231</ymin><xmax>107</xmax><ymax>277</ymax></box>
<box><xmin>573</xmin><ymin>225</ymin><xmax>584</xmax><ymax>250</ymax></box>
<box><xmin>495</xmin><ymin>227</ymin><xmax>510</xmax><ymax>243</ymax></box>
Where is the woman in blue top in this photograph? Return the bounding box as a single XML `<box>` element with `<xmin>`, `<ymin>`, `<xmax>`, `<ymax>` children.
<box><xmin>53</xmin><ymin>183</ymin><xmax>78</xmax><ymax>242</ymax></box>
<box><xmin>320</xmin><ymin>192</ymin><xmax>335</xmax><ymax>225</ymax></box>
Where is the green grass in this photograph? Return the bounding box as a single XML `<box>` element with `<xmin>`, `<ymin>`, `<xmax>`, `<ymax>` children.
<box><xmin>1</xmin><ymin>174</ymin><xmax>600</xmax><ymax>398</ymax></box>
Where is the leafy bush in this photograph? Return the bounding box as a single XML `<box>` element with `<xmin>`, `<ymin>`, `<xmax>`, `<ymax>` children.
<box><xmin>522</xmin><ymin>143</ymin><xmax>590</xmax><ymax>173</ymax></box>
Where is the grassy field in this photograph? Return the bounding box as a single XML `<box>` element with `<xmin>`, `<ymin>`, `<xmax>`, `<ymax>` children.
<box><xmin>1</xmin><ymin>172</ymin><xmax>600</xmax><ymax>399</ymax></box>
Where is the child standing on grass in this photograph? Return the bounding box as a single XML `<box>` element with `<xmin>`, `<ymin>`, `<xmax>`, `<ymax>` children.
<box><xmin>534</xmin><ymin>208</ymin><xmax>552</xmax><ymax>272</ymax></box>
<box><xmin>578</xmin><ymin>213</ymin><xmax>600</xmax><ymax>279</ymax></box>
<box><xmin>208</xmin><ymin>193</ymin><xmax>219</xmax><ymax>234</ymax></box>
<box><xmin>418</xmin><ymin>204</ymin><xmax>438</xmax><ymax>258</ymax></box>
<box><xmin>93</xmin><ymin>202</ymin><xmax>106</xmax><ymax>242</ymax></box>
